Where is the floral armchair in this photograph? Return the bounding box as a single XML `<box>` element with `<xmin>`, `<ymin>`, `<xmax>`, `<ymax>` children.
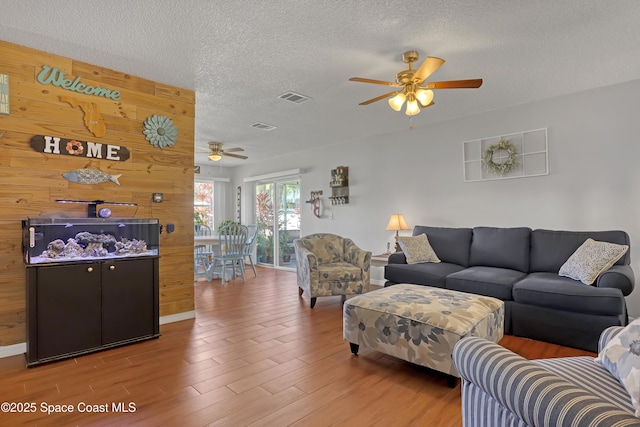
<box><xmin>294</xmin><ymin>233</ymin><xmax>371</xmax><ymax>308</ymax></box>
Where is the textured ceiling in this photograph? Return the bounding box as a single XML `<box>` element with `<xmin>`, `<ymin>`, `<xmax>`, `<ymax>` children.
<box><xmin>1</xmin><ymin>1</ymin><xmax>640</xmax><ymax>167</ymax></box>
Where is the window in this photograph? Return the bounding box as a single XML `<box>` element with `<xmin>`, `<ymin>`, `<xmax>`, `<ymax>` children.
<box><xmin>194</xmin><ymin>182</ymin><xmax>214</xmax><ymax>230</ymax></box>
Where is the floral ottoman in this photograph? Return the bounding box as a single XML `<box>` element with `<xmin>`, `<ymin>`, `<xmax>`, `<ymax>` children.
<box><xmin>343</xmin><ymin>284</ymin><xmax>504</xmax><ymax>385</ymax></box>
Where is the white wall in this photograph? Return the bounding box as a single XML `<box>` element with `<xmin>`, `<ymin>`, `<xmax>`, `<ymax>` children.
<box><xmin>231</xmin><ymin>79</ymin><xmax>640</xmax><ymax>317</ymax></box>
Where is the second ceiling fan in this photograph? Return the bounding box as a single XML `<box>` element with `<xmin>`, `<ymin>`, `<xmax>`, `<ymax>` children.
<box><xmin>208</xmin><ymin>142</ymin><xmax>248</xmax><ymax>161</ymax></box>
<box><xmin>349</xmin><ymin>50</ymin><xmax>482</xmax><ymax>116</ymax></box>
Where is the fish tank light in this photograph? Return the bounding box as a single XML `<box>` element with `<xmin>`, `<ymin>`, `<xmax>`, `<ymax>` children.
<box><xmin>56</xmin><ymin>199</ymin><xmax>138</xmax><ymax>218</ymax></box>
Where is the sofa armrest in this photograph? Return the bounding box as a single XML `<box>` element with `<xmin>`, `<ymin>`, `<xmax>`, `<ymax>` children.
<box><xmin>293</xmin><ymin>241</ymin><xmax>318</xmax><ymax>271</ymax></box>
<box><xmin>597</xmin><ymin>265</ymin><xmax>635</xmax><ymax>296</ymax></box>
<box><xmin>453</xmin><ymin>337</ymin><xmax>637</xmax><ymax>426</ymax></box>
<box><xmin>388</xmin><ymin>251</ymin><xmax>406</xmax><ymax>264</ymax></box>
<box><xmin>343</xmin><ymin>238</ymin><xmax>371</xmax><ymax>268</ymax></box>
<box><xmin>599</xmin><ymin>326</ymin><xmax>624</xmax><ymax>353</ymax></box>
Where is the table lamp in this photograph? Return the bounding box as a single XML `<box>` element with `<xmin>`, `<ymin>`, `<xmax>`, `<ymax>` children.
<box><xmin>386</xmin><ymin>214</ymin><xmax>410</xmax><ymax>252</ymax></box>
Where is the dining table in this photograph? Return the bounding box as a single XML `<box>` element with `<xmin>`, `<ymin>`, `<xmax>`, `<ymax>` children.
<box><xmin>194</xmin><ymin>235</ymin><xmax>221</xmax><ymax>247</ymax></box>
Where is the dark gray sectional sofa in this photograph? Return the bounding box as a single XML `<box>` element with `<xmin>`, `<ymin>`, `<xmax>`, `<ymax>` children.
<box><xmin>384</xmin><ymin>226</ymin><xmax>634</xmax><ymax>352</ymax></box>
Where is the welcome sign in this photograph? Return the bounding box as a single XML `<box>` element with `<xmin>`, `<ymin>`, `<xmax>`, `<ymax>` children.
<box><xmin>0</xmin><ymin>73</ymin><xmax>8</xmax><ymax>114</ymax></box>
<box><xmin>37</xmin><ymin>65</ymin><xmax>121</xmax><ymax>101</ymax></box>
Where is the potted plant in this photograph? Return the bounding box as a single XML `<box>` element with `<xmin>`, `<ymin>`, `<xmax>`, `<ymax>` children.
<box><xmin>264</xmin><ymin>234</ymin><xmax>274</xmax><ymax>263</ymax></box>
<box><xmin>279</xmin><ymin>232</ymin><xmax>293</xmax><ymax>263</ymax></box>
<box><xmin>194</xmin><ymin>211</ymin><xmax>206</xmax><ymax>233</ymax></box>
<box><xmin>216</xmin><ymin>219</ymin><xmax>238</xmax><ymax>234</ymax></box>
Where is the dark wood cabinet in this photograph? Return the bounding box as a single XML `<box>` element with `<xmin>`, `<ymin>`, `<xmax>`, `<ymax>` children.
<box><xmin>26</xmin><ymin>257</ymin><xmax>159</xmax><ymax>366</ymax></box>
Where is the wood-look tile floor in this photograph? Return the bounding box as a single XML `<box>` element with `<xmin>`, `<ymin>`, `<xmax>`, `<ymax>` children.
<box><xmin>0</xmin><ymin>267</ymin><xmax>594</xmax><ymax>426</ymax></box>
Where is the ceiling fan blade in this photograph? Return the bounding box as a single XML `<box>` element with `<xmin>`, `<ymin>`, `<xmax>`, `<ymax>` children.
<box><xmin>359</xmin><ymin>91</ymin><xmax>399</xmax><ymax>105</ymax></box>
<box><xmin>417</xmin><ymin>100</ymin><xmax>435</xmax><ymax>109</ymax></box>
<box><xmin>349</xmin><ymin>77</ymin><xmax>400</xmax><ymax>87</ymax></box>
<box><xmin>422</xmin><ymin>79</ymin><xmax>483</xmax><ymax>89</ymax></box>
<box><xmin>223</xmin><ymin>152</ymin><xmax>248</xmax><ymax>160</ymax></box>
<box><xmin>224</xmin><ymin>147</ymin><xmax>244</xmax><ymax>152</ymax></box>
<box><xmin>413</xmin><ymin>57</ymin><xmax>445</xmax><ymax>83</ymax></box>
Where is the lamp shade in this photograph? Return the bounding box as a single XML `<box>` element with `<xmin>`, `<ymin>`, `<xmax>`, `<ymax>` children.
<box><xmin>415</xmin><ymin>89</ymin><xmax>434</xmax><ymax>106</ymax></box>
<box><xmin>209</xmin><ymin>153</ymin><xmax>222</xmax><ymax>161</ymax></box>
<box><xmin>388</xmin><ymin>92</ymin><xmax>406</xmax><ymax>111</ymax></box>
<box><xmin>405</xmin><ymin>98</ymin><xmax>420</xmax><ymax>116</ymax></box>
<box><xmin>385</xmin><ymin>214</ymin><xmax>410</xmax><ymax>231</ymax></box>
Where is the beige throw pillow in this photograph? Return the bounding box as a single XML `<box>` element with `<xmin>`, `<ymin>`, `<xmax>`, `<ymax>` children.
<box><xmin>559</xmin><ymin>238</ymin><xmax>628</xmax><ymax>285</ymax></box>
<box><xmin>596</xmin><ymin>318</ymin><xmax>640</xmax><ymax>416</ymax></box>
<box><xmin>397</xmin><ymin>234</ymin><xmax>441</xmax><ymax>265</ymax></box>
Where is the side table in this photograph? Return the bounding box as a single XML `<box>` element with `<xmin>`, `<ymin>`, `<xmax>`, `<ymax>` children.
<box><xmin>371</xmin><ymin>253</ymin><xmax>391</xmax><ymax>267</ymax></box>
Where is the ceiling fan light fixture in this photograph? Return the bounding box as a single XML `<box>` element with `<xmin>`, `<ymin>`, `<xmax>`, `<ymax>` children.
<box><xmin>388</xmin><ymin>92</ymin><xmax>406</xmax><ymax>111</ymax></box>
<box><xmin>405</xmin><ymin>97</ymin><xmax>420</xmax><ymax>116</ymax></box>
<box><xmin>209</xmin><ymin>153</ymin><xmax>222</xmax><ymax>161</ymax></box>
<box><xmin>415</xmin><ymin>89</ymin><xmax>434</xmax><ymax>106</ymax></box>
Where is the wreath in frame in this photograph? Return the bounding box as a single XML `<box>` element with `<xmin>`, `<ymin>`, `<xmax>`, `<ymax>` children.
<box><xmin>482</xmin><ymin>139</ymin><xmax>518</xmax><ymax>175</ymax></box>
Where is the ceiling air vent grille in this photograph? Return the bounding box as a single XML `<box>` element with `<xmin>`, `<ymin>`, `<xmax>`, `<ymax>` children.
<box><xmin>251</xmin><ymin>122</ymin><xmax>277</xmax><ymax>131</ymax></box>
<box><xmin>278</xmin><ymin>91</ymin><xmax>312</xmax><ymax>104</ymax></box>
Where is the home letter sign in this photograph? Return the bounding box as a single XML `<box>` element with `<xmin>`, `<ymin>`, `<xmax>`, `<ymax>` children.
<box><xmin>30</xmin><ymin>135</ymin><xmax>130</xmax><ymax>161</ymax></box>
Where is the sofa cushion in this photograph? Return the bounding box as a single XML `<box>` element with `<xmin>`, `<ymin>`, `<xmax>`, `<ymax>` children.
<box><xmin>512</xmin><ymin>272</ymin><xmax>625</xmax><ymax>316</ymax></box>
<box><xmin>397</xmin><ymin>234</ymin><xmax>440</xmax><ymax>264</ymax></box>
<box><xmin>596</xmin><ymin>318</ymin><xmax>640</xmax><ymax>416</ymax></box>
<box><xmin>559</xmin><ymin>238</ymin><xmax>629</xmax><ymax>285</ymax></box>
<box><xmin>318</xmin><ymin>262</ymin><xmax>362</xmax><ymax>281</ymax></box>
<box><xmin>299</xmin><ymin>233</ymin><xmax>344</xmax><ymax>264</ymax></box>
<box><xmin>530</xmin><ymin>229</ymin><xmax>631</xmax><ymax>273</ymax></box>
<box><xmin>446</xmin><ymin>266</ymin><xmax>525</xmax><ymax>300</ymax></box>
<box><xmin>412</xmin><ymin>226</ymin><xmax>472</xmax><ymax>267</ymax></box>
<box><xmin>469</xmin><ymin>227</ymin><xmax>531</xmax><ymax>272</ymax></box>
<box><xmin>384</xmin><ymin>262</ymin><xmax>466</xmax><ymax>288</ymax></box>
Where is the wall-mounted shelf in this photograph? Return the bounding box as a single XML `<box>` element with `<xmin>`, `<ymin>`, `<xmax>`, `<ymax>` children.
<box><xmin>329</xmin><ymin>166</ymin><xmax>348</xmax><ymax>205</ymax></box>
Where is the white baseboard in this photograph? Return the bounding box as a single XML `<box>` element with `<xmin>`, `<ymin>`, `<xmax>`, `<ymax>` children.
<box><xmin>159</xmin><ymin>310</ymin><xmax>196</xmax><ymax>325</ymax></box>
<box><xmin>0</xmin><ymin>312</ymin><xmax>197</xmax><ymax>360</ymax></box>
<box><xmin>371</xmin><ymin>278</ymin><xmax>385</xmax><ymax>286</ymax></box>
<box><xmin>0</xmin><ymin>342</ymin><xmax>26</xmax><ymax>359</ymax></box>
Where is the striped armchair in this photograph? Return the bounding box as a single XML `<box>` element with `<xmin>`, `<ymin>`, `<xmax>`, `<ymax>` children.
<box><xmin>453</xmin><ymin>327</ymin><xmax>639</xmax><ymax>427</ymax></box>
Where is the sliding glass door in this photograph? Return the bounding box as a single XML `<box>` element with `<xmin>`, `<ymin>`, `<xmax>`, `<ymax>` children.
<box><xmin>255</xmin><ymin>179</ymin><xmax>300</xmax><ymax>268</ymax></box>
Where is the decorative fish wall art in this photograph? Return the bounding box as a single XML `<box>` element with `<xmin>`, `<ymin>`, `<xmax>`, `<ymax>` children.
<box><xmin>63</xmin><ymin>168</ymin><xmax>122</xmax><ymax>186</ymax></box>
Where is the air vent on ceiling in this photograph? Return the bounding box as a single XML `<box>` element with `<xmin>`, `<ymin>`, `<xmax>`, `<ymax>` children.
<box><xmin>278</xmin><ymin>91</ymin><xmax>312</xmax><ymax>104</ymax></box>
<box><xmin>251</xmin><ymin>122</ymin><xmax>277</xmax><ymax>131</ymax></box>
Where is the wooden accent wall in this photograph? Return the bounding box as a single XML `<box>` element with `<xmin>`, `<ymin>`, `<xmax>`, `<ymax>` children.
<box><xmin>0</xmin><ymin>40</ymin><xmax>195</xmax><ymax>347</ymax></box>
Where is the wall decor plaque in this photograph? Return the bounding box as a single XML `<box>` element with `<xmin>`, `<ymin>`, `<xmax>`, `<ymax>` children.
<box><xmin>30</xmin><ymin>135</ymin><xmax>130</xmax><ymax>161</ymax></box>
<box><xmin>60</xmin><ymin>96</ymin><xmax>106</xmax><ymax>137</ymax></box>
<box><xmin>0</xmin><ymin>73</ymin><xmax>8</xmax><ymax>115</ymax></box>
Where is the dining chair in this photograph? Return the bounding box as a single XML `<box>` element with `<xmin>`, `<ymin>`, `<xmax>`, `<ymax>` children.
<box><xmin>194</xmin><ymin>244</ymin><xmax>211</xmax><ymax>279</ymax></box>
<box><xmin>243</xmin><ymin>224</ymin><xmax>258</xmax><ymax>277</ymax></box>
<box><xmin>211</xmin><ymin>224</ymin><xmax>248</xmax><ymax>283</ymax></box>
<box><xmin>195</xmin><ymin>224</ymin><xmax>214</xmax><ymax>251</ymax></box>
<box><xmin>194</xmin><ymin>224</ymin><xmax>216</xmax><ymax>280</ymax></box>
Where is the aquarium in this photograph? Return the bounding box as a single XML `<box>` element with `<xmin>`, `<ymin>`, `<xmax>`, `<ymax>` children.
<box><xmin>22</xmin><ymin>217</ymin><xmax>160</xmax><ymax>265</ymax></box>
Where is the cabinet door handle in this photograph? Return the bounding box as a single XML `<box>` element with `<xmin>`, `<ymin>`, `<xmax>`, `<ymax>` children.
<box><xmin>109</xmin><ymin>265</ymin><xmax>116</xmax><ymax>270</ymax></box>
<box><xmin>87</xmin><ymin>267</ymin><xmax>94</xmax><ymax>272</ymax></box>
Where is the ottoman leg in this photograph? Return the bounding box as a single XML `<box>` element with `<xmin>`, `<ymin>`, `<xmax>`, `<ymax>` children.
<box><xmin>350</xmin><ymin>343</ymin><xmax>359</xmax><ymax>355</ymax></box>
<box><xmin>310</xmin><ymin>297</ymin><xmax>317</xmax><ymax>309</ymax></box>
